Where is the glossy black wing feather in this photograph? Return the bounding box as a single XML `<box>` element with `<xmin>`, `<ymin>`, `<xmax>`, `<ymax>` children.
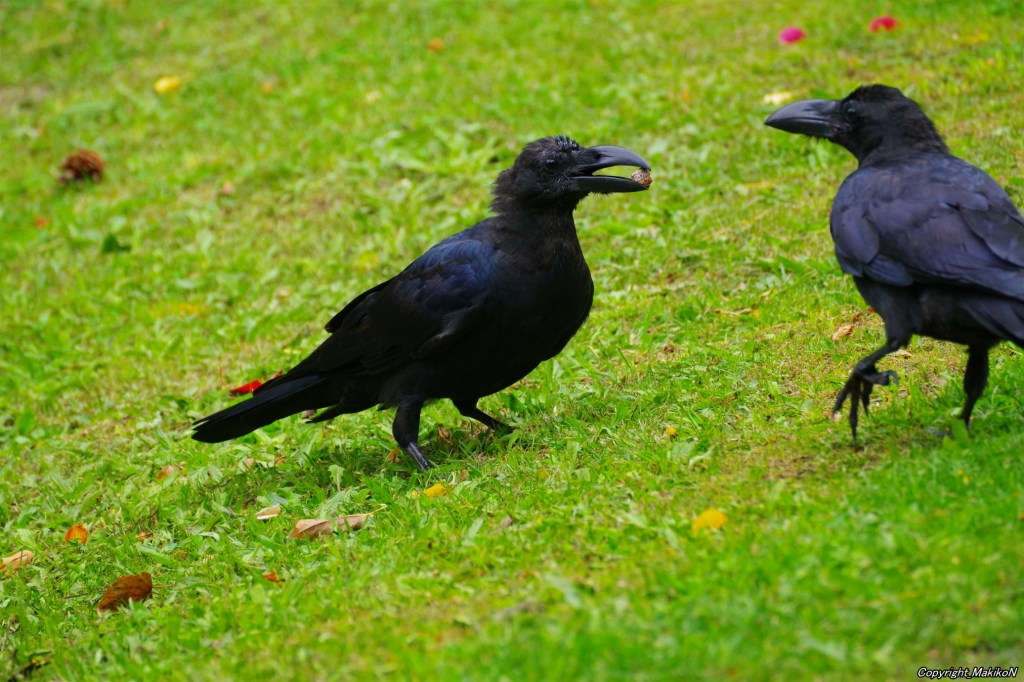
<box><xmin>831</xmin><ymin>156</ymin><xmax>1024</xmax><ymax>301</ymax></box>
<box><xmin>313</xmin><ymin>227</ymin><xmax>494</xmax><ymax>375</ymax></box>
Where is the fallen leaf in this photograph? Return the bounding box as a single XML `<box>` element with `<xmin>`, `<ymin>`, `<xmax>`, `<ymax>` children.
<box><xmin>778</xmin><ymin>26</ymin><xmax>806</xmax><ymax>44</ymax></box>
<box><xmin>65</xmin><ymin>524</ymin><xmax>89</xmax><ymax>544</ymax></box>
<box><xmin>870</xmin><ymin>15</ymin><xmax>898</xmax><ymax>32</ymax></box>
<box><xmin>260</xmin><ymin>80</ymin><xmax>275</xmax><ymax>94</ymax></box>
<box><xmin>288</xmin><ymin>519</ymin><xmax>334</xmax><ymax>540</ymax></box>
<box><xmin>97</xmin><ymin>572</ymin><xmax>153</xmax><ymax>612</ymax></box>
<box><xmin>896</xmin><ymin>349</ymin><xmax>913</xmax><ymax>357</ymax></box>
<box><xmin>35</xmin><ymin>217</ymin><xmax>49</xmax><ymax>228</ymax></box>
<box><xmin>156</xmin><ymin>463</ymin><xmax>184</xmax><ymax>480</ymax></box>
<box><xmin>497</xmin><ymin>515</ymin><xmax>514</xmax><ymax>529</ymax></box>
<box><xmin>2</xmin><ymin>550</ymin><xmax>34</xmax><ymax>573</ymax></box>
<box><xmin>692</xmin><ymin>508</ymin><xmax>728</xmax><ymax>535</ymax></box>
<box><xmin>385</xmin><ymin>448</ymin><xmax>402</xmax><ymax>463</ymax></box>
<box><xmin>762</xmin><ymin>90</ymin><xmax>794</xmax><ymax>105</ymax></box>
<box><xmin>424</xmin><ymin>483</ymin><xmax>448</xmax><ymax>499</ymax></box>
<box><xmin>256</xmin><ymin>504</ymin><xmax>281</xmax><ymax>520</ymax></box>
<box><xmin>262</xmin><ymin>570</ymin><xmax>280</xmax><ymax>583</ymax></box>
<box><xmin>153</xmin><ymin>76</ymin><xmax>183</xmax><ymax>94</ymax></box>
<box><xmin>219</xmin><ymin>181</ymin><xmax>235</xmax><ymax>196</ymax></box>
<box><xmin>335</xmin><ymin>514</ymin><xmax>367</xmax><ymax>532</ymax></box>
<box><xmin>59</xmin><ymin>150</ymin><xmax>104</xmax><ymax>184</ymax></box>
<box><xmin>229</xmin><ymin>379</ymin><xmax>263</xmax><ymax>395</ymax></box>
<box><xmin>427</xmin><ymin>38</ymin><xmax>444</xmax><ymax>51</ymax></box>
<box><xmin>243</xmin><ymin>457</ymin><xmax>255</xmax><ymax>469</ymax></box>
<box><xmin>832</xmin><ymin>324</ymin><xmax>854</xmax><ymax>341</ymax></box>
<box><xmin>664</xmin><ymin>426</ymin><xmax>678</xmax><ymax>437</ymax></box>
<box><xmin>136</xmin><ymin>531</ymin><xmax>154</xmax><ymax>541</ymax></box>
<box><xmin>436</xmin><ymin>425</ymin><xmax>452</xmax><ymax>445</ymax></box>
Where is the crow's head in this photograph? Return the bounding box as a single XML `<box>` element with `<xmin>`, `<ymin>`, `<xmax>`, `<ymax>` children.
<box><xmin>492</xmin><ymin>136</ymin><xmax>650</xmax><ymax>212</ymax></box>
<box><xmin>764</xmin><ymin>84</ymin><xmax>948</xmax><ymax>164</ymax></box>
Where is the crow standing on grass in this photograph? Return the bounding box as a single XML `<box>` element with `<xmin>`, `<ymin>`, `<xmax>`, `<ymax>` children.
<box><xmin>765</xmin><ymin>85</ymin><xmax>1024</xmax><ymax>438</ymax></box>
<box><xmin>192</xmin><ymin>136</ymin><xmax>651</xmax><ymax>470</ymax></box>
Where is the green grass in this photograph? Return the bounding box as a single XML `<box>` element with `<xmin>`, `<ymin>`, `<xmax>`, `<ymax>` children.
<box><xmin>2</xmin><ymin>0</ymin><xmax>1024</xmax><ymax>679</ymax></box>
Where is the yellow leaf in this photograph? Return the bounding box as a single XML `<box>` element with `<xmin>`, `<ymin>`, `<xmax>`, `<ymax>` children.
<box><xmin>65</xmin><ymin>524</ymin><xmax>89</xmax><ymax>544</ymax></box>
<box><xmin>260</xmin><ymin>80</ymin><xmax>275</xmax><ymax>94</ymax></box>
<box><xmin>2</xmin><ymin>550</ymin><xmax>34</xmax><ymax>573</ymax></box>
<box><xmin>153</xmin><ymin>76</ymin><xmax>183</xmax><ymax>94</ymax></box>
<box><xmin>664</xmin><ymin>426</ymin><xmax>678</xmax><ymax>437</ymax></box>
<box><xmin>424</xmin><ymin>483</ymin><xmax>448</xmax><ymax>499</ymax></box>
<box><xmin>692</xmin><ymin>509</ymin><xmax>728</xmax><ymax>535</ymax></box>
<box><xmin>762</xmin><ymin>90</ymin><xmax>794</xmax><ymax>105</ymax></box>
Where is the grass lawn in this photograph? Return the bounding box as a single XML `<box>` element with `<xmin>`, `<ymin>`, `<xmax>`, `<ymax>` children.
<box><xmin>2</xmin><ymin>0</ymin><xmax>1024</xmax><ymax>679</ymax></box>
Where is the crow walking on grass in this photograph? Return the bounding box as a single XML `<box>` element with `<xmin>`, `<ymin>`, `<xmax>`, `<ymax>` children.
<box><xmin>192</xmin><ymin>136</ymin><xmax>650</xmax><ymax>469</ymax></box>
<box><xmin>765</xmin><ymin>85</ymin><xmax>1024</xmax><ymax>438</ymax></box>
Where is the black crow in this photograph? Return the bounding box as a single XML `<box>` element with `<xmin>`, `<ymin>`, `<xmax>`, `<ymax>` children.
<box><xmin>765</xmin><ymin>85</ymin><xmax>1024</xmax><ymax>438</ymax></box>
<box><xmin>192</xmin><ymin>136</ymin><xmax>650</xmax><ymax>469</ymax></box>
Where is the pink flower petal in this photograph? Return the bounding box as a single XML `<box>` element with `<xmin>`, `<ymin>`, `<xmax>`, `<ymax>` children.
<box><xmin>870</xmin><ymin>16</ymin><xmax>898</xmax><ymax>32</ymax></box>
<box><xmin>778</xmin><ymin>26</ymin><xmax>806</xmax><ymax>45</ymax></box>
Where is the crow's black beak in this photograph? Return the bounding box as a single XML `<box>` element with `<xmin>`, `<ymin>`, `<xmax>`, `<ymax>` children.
<box><xmin>573</xmin><ymin>145</ymin><xmax>651</xmax><ymax>193</ymax></box>
<box><xmin>765</xmin><ymin>99</ymin><xmax>839</xmax><ymax>138</ymax></box>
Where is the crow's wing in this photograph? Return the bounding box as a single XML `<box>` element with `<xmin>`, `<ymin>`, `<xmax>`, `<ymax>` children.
<box><xmin>830</xmin><ymin>156</ymin><xmax>1024</xmax><ymax>300</ymax></box>
<box><xmin>256</xmin><ymin>228</ymin><xmax>494</xmax><ymax>392</ymax></box>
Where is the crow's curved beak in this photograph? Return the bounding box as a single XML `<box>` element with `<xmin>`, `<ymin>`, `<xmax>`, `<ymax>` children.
<box><xmin>573</xmin><ymin>145</ymin><xmax>651</xmax><ymax>193</ymax></box>
<box><xmin>765</xmin><ymin>99</ymin><xmax>839</xmax><ymax>138</ymax></box>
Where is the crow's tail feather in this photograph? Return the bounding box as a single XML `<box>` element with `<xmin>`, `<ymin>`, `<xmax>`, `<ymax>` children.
<box><xmin>191</xmin><ymin>375</ymin><xmax>334</xmax><ymax>443</ymax></box>
<box><xmin>964</xmin><ymin>295</ymin><xmax>1024</xmax><ymax>348</ymax></box>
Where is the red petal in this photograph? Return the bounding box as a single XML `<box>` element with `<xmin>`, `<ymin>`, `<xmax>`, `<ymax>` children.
<box><xmin>229</xmin><ymin>379</ymin><xmax>263</xmax><ymax>395</ymax></box>
<box><xmin>778</xmin><ymin>27</ymin><xmax>806</xmax><ymax>44</ymax></box>
<box><xmin>870</xmin><ymin>16</ymin><xmax>898</xmax><ymax>31</ymax></box>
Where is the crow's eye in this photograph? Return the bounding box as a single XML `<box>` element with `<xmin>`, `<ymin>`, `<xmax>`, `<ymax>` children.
<box><xmin>843</xmin><ymin>107</ymin><xmax>858</xmax><ymax>123</ymax></box>
<box><xmin>544</xmin><ymin>158</ymin><xmax>558</xmax><ymax>171</ymax></box>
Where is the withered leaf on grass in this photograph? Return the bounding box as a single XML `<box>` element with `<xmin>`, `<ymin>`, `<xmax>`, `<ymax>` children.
<box><xmin>262</xmin><ymin>570</ymin><xmax>280</xmax><ymax>583</ymax></box>
<box><xmin>65</xmin><ymin>524</ymin><xmax>89</xmax><ymax>543</ymax></box>
<box><xmin>156</xmin><ymin>463</ymin><xmax>185</xmax><ymax>480</ymax></box>
<box><xmin>255</xmin><ymin>505</ymin><xmax>281</xmax><ymax>520</ymax></box>
<box><xmin>97</xmin><ymin>572</ymin><xmax>152</xmax><ymax>612</ymax></box>
<box><xmin>288</xmin><ymin>514</ymin><xmax>369</xmax><ymax>539</ymax></box>
<box><xmin>288</xmin><ymin>519</ymin><xmax>334</xmax><ymax>540</ymax></box>
<box><xmin>2</xmin><ymin>550</ymin><xmax>34</xmax><ymax>573</ymax></box>
<box><xmin>832</xmin><ymin>324</ymin><xmax>854</xmax><ymax>341</ymax></box>
<box><xmin>335</xmin><ymin>514</ymin><xmax>367</xmax><ymax>532</ymax></box>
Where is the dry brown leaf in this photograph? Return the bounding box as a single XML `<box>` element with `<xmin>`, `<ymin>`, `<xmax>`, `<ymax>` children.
<box><xmin>97</xmin><ymin>572</ymin><xmax>153</xmax><ymax>612</ymax></box>
<box><xmin>136</xmin><ymin>531</ymin><xmax>154</xmax><ymax>541</ymax></box>
<box><xmin>832</xmin><ymin>324</ymin><xmax>854</xmax><ymax>341</ymax></box>
<box><xmin>436</xmin><ymin>425</ymin><xmax>452</xmax><ymax>445</ymax></box>
<box><xmin>156</xmin><ymin>463</ymin><xmax>185</xmax><ymax>480</ymax></box>
<box><xmin>255</xmin><ymin>504</ymin><xmax>281</xmax><ymax>520</ymax></box>
<box><xmin>59</xmin><ymin>150</ymin><xmax>104</xmax><ymax>184</ymax></box>
<box><xmin>288</xmin><ymin>519</ymin><xmax>334</xmax><ymax>540</ymax></box>
<box><xmin>219</xmin><ymin>181</ymin><xmax>235</xmax><ymax>196</ymax></box>
<box><xmin>334</xmin><ymin>514</ymin><xmax>367</xmax><ymax>532</ymax></box>
<box><xmin>262</xmin><ymin>570</ymin><xmax>280</xmax><ymax>583</ymax></box>
<box><xmin>427</xmin><ymin>38</ymin><xmax>444</xmax><ymax>51</ymax></box>
<box><xmin>243</xmin><ymin>457</ymin><xmax>255</xmax><ymax>469</ymax></box>
<box><xmin>65</xmin><ymin>524</ymin><xmax>89</xmax><ymax>544</ymax></box>
<box><xmin>2</xmin><ymin>550</ymin><xmax>34</xmax><ymax>573</ymax></box>
<box><xmin>385</xmin><ymin>448</ymin><xmax>402</xmax><ymax>464</ymax></box>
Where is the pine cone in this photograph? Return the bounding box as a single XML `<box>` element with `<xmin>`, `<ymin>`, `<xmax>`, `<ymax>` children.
<box><xmin>59</xmin><ymin>150</ymin><xmax>105</xmax><ymax>185</ymax></box>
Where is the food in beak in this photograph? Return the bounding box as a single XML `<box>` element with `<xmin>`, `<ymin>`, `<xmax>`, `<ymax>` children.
<box><xmin>630</xmin><ymin>168</ymin><xmax>652</xmax><ymax>188</ymax></box>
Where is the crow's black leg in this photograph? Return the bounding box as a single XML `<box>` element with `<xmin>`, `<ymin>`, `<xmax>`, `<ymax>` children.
<box><xmin>833</xmin><ymin>335</ymin><xmax>908</xmax><ymax>440</ymax></box>
<box><xmin>392</xmin><ymin>404</ymin><xmax>432</xmax><ymax>471</ymax></box>
<box><xmin>960</xmin><ymin>345</ymin><xmax>992</xmax><ymax>428</ymax></box>
<box><xmin>452</xmin><ymin>398</ymin><xmax>512</xmax><ymax>432</ymax></box>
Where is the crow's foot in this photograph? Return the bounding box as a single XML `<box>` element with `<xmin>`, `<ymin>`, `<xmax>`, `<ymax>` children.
<box><xmin>833</xmin><ymin>367</ymin><xmax>900</xmax><ymax>440</ymax></box>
